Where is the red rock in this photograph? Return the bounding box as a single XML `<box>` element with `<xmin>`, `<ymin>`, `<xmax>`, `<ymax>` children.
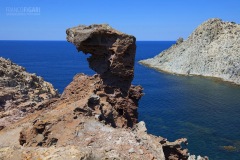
<box><xmin>66</xmin><ymin>24</ymin><xmax>143</xmax><ymax>127</ymax></box>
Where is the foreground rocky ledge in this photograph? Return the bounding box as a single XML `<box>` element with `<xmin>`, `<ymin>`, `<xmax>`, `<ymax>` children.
<box><xmin>0</xmin><ymin>25</ymin><xmax>207</xmax><ymax>160</ymax></box>
<box><xmin>140</xmin><ymin>18</ymin><xmax>240</xmax><ymax>85</ymax></box>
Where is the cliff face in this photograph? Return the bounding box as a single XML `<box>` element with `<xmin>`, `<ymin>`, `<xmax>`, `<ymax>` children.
<box><xmin>140</xmin><ymin>18</ymin><xmax>240</xmax><ymax>85</ymax></box>
<box><xmin>0</xmin><ymin>57</ymin><xmax>59</xmax><ymax>128</ymax></box>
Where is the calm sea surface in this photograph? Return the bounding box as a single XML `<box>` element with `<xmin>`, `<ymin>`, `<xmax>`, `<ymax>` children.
<box><xmin>1</xmin><ymin>41</ymin><xmax>240</xmax><ymax>160</ymax></box>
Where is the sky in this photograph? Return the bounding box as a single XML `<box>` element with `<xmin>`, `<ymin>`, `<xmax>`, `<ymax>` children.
<box><xmin>0</xmin><ymin>0</ymin><xmax>240</xmax><ymax>41</ymax></box>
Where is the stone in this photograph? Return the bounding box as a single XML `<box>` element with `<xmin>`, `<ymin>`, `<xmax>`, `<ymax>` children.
<box><xmin>188</xmin><ymin>155</ymin><xmax>209</xmax><ymax>160</ymax></box>
<box><xmin>139</xmin><ymin>149</ymin><xmax>144</xmax><ymax>155</ymax></box>
<box><xmin>128</xmin><ymin>148</ymin><xmax>135</xmax><ymax>153</ymax></box>
<box><xmin>176</xmin><ymin>37</ymin><xmax>184</xmax><ymax>45</ymax></box>
<box><xmin>0</xmin><ymin>25</ymin><xmax>206</xmax><ymax>160</ymax></box>
<box><xmin>161</xmin><ymin>138</ymin><xmax>189</xmax><ymax>160</ymax></box>
<box><xmin>35</xmin><ymin>134</ymin><xmax>44</xmax><ymax>144</ymax></box>
<box><xmin>188</xmin><ymin>155</ymin><xmax>196</xmax><ymax>160</ymax></box>
<box><xmin>133</xmin><ymin>121</ymin><xmax>147</xmax><ymax>133</ymax></box>
<box><xmin>88</xmin><ymin>94</ymin><xmax>100</xmax><ymax>105</ymax></box>
<box><xmin>140</xmin><ymin>18</ymin><xmax>240</xmax><ymax>85</ymax></box>
<box><xmin>0</xmin><ymin>57</ymin><xmax>59</xmax><ymax>127</ymax></box>
<box><xmin>65</xmin><ymin>24</ymin><xmax>143</xmax><ymax>128</ymax></box>
<box><xmin>66</xmin><ymin>24</ymin><xmax>136</xmax><ymax>91</ymax></box>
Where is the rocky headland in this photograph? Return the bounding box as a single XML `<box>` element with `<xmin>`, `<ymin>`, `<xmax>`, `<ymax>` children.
<box><xmin>140</xmin><ymin>18</ymin><xmax>240</xmax><ymax>85</ymax></box>
<box><xmin>0</xmin><ymin>24</ymin><xmax>207</xmax><ymax>160</ymax></box>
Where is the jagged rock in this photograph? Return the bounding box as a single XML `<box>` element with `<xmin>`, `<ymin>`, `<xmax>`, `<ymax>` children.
<box><xmin>66</xmin><ymin>24</ymin><xmax>136</xmax><ymax>91</ymax></box>
<box><xmin>133</xmin><ymin>121</ymin><xmax>147</xmax><ymax>133</ymax></box>
<box><xmin>0</xmin><ymin>57</ymin><xmax>59</xmax><ymax>127</ymax></box>
<box><xmin>140</xmin><ymin>18</ymin><xmax>240</xmax><ymax>85</ymax></box>
<box><xmin>61</xmin><ymin>73</ymin><xmax>142</xmax><ymax>128</ymax></box>
<box><xmin>0</xmin><ymin>25</ymin><xmax>206</xmax><ymax>160</ymax></box>
<box><xmin>19</xmin><ymin>119</ymin><xmax>59</xmax><ymax>147</ymax></box>
<box><xmin>88</xmin><ymin>94</ymin><xmax>100</xmax><ymax>105</ymax></box>
<box><xmin>188</xmin><ymin>155</ymin><xmax>209</xmax><ymax>160</ymax></box>
<box><xmin>161</xmin><ymin>138</ymin><xmax>189</xmax><ymax>160</ymax></box>
<box><xmin>66</xmin><ymin>24</ymin><xmax>143</xmax><ymax>127</ymax></box>
<box><xmin>176</xmin><ymin>37</ymin><xmax>184</xmax><ymax>45</ymax></box>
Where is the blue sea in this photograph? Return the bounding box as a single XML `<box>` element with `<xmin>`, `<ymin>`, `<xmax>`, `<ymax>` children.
<box><xmin>1</xmin><ymin>41</ymin><xmax>240</xmax><ymax>160</ymax></box>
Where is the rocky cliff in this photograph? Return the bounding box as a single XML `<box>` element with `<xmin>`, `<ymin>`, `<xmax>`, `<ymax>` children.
<box><xmin>140</xmin><ymin>18</ymin><xmax>240</xmax><ymax>85</ymax></box>
<box><xmin>0</xmin><ymin>25</ymin><xmax>207</xmax><ymax>160</ymax></box>
<box><xmin>66</xmin><ymin>24</ymin><xmax>143</xmax><ymax>128</ymax></box>
<box><xmin>0</xmin><ymin>57</ymin><xmax>59</xmax><ymax>128</ymax></box>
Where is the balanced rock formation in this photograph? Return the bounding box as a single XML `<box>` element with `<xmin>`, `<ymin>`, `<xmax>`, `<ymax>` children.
<box><xmin>0</xmin><ymin>57</ymin><xmax>59</xmax><ymax>128</ymax></box>
<box><xmin>66</xmin><ymin>24</ymin><xmax>143</xmax><ymax>128</ymax></box>
<box><xmin>140</xmin><ymin>18</ymin><xmax>240</xmax><ymax>85</ymax></box>
<box><xmin>66</xmin><ymin>24</ymin><xmax>136</xmax><ymax>89</ymax></box>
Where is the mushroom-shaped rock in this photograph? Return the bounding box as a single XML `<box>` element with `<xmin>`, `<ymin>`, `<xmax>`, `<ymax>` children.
<box><xmin>66</xmin><ymin>24</ymin><xmax>136</xmax><ymax>91</ymax></box>
<box><xmin>65</xmin><ymin>24</ymin><xmax>143</xmax><ymax>128</ymax></box>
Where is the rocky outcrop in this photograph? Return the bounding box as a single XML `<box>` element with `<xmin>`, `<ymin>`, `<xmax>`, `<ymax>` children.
<box><xmin>0</xmin><ymin>57</ymin><xmax>59</xmax><ymax>128</ymax></box>
<box><xmin>0</xmin><ymin>25</ymin><xmax>207</xmax><ymax>160</ymax></box>
<box><xmin>61</xmin><ymin>74</ymin><xmax>142</xmax><ymax>128</ymax></box>
<box><xmin>66</xmin><ymin>24</ymin><xmax>136</xmax><ymax>91</ymax></box>
<box><xmin>140</xmin><ymin>18</ymin><xmax>240</xmax><ymax>85</ymax></box>
<box><xmin>66</xmin><ymin>24</ymin><xmax>143</xmax><ymax>128</ymax></box>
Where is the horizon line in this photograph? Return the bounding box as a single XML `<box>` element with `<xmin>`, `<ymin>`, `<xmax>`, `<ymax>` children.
<box><xmin>0</xmin><ymin>39</ymin><xmax>176</xmax><ymax>42</ymax></box>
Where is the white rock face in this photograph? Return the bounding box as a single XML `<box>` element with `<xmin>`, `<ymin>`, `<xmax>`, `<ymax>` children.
<box><xmin>140</xmin><ymin>18</ymin><xmax>240</xmax><ymax>85</ymax></box>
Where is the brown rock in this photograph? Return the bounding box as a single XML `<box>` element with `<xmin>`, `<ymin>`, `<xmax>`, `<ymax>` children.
<box><xmin>65</xmin><ymin>24</ymin><xmax>143</xmax><ymax>127</ymax></box>
<box><xmin>0</xmin><ymin>25</ymin><xmax>206</xmax><ymax>160</ymax></box>
<box><xmin>61</xmin><ymin>73</ymin><xmax>142</xmax><ymax>128</ymax></box>
<box><xmin>66</xmin><ymin>24</ymin><xmax>136</xmax><ymax>91</ymax></box>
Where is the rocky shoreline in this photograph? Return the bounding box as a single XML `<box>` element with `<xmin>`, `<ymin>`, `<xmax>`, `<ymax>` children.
<box><xmin>0</xmin><ymin>25</ymin><xmax>207</xmax><ymax>160</ymax></box>
<box><xmin>139</xmin><ymin>18</ymin><xmax>240</xmax><ymax>85</ymax></box>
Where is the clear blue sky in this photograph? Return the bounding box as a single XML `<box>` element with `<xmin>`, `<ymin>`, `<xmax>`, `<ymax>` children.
<box><xmin>0</xmin><ymin>0</ymin><xmax>240</xmax><ymax>41</ymax></box>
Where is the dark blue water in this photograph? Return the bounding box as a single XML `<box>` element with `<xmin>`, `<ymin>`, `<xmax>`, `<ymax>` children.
<box><xmin>1</xmin><ymin>41</ymin><xmax>240</xmax><ymax>160</ymax></box>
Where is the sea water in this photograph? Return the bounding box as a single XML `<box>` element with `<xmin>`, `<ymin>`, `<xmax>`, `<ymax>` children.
<box><xmin>1</xmin><ymin>41</ymin><xmax>240</xmax><ymax>159</ymax></box>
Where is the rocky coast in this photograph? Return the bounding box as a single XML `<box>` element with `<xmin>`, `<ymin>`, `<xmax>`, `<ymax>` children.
<box><xmin>0</xmin><ymin>24</ymin><xmax>207</xmax><ymax>160</ymax></box>
<box><xmin>0</xmin><ymin>57</ymin><xmax>59</xmax><ymax>128</ymax></box>
<box><xmin>140</xmin><ymin>19</ymin><xmax>240</xmax><ymax>85</ymax></box>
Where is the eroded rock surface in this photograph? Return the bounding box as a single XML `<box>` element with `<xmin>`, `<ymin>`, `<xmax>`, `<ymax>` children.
<box><xmin>66</xmin><ymin>24</ymin><xmax>136</xmax><ymax>90</ymax></box>
<box><xmin>0</xmin><ymin>57</ymin><xmax>59</xmax><ymax>127</ymax></box>
<box><xmin>0</xmin><ymin>25</ymin><xmax>207</xmax><ymax>160</ymax></box>
<box><xmin>140</xmin><ymin>18</ymin><xmax>240</xmax><ymax>85</ymax></box>
<box><xmin>61</xmin><ymin>74</ymin><xmax>142</xmax><ymax>128</ymax></box>
<box><xmin>66</xmin><ymin>24</ymin><xmax>143</xmax><ymax>127</ymax></box>
<box><xmin>0</xmin><ymin>117</ymin><xmax>166</xmax><ymax>159</ymax></box>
